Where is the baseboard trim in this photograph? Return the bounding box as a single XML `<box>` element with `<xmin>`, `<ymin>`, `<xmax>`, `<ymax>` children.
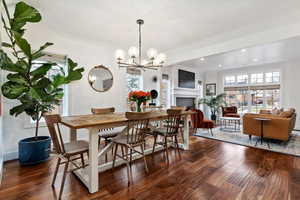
<box><xmin>4</xmin><ymin>151</ymin><xmax>18</xmax><ymax>162</ymax></box>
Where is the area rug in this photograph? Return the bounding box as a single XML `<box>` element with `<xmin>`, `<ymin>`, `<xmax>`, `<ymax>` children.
<box><xmin>194</xmin><ymin>128</ymin><xmax>300</xmax><ymax>157</ymax></box>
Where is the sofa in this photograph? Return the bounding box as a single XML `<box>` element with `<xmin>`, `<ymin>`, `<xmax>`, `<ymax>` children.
<box><xmin>243</xmin><ymin>109</ymin><xmax>296</xmax><ymax>141</ymax></box>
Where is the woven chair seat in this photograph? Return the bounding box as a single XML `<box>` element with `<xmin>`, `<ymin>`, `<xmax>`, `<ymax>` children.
<box><xmin>98</xmin><ymin>126</ymin><xmax>126</xmax><ymax>138</ymax></box>
<box><xmin>153</xmin><ymin>127</ymin><xmax>177</xmax><ymax>136</ymax></box>
<box><xmin>64</xmin><ymin>140</ymin><xmax>89</xmax><ymax>156</ymax></box>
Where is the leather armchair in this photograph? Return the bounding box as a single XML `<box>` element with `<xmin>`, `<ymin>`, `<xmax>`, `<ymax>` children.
<box><xmin>222</xmin><ymin>106</ymin><xmax>240</xmax><ymax>118</ymax></box>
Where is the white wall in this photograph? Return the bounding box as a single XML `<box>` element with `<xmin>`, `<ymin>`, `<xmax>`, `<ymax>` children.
<box><xmin>1</xmin><ymin>24</ymin><xmax>157</xmax><ymax>160</ymax></box>
<box><xmin>204</xmin><ymin>61</ymin><xmax>300</xmax><ymax>129</ymax></box>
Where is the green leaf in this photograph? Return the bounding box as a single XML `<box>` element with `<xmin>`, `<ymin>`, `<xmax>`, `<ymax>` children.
<box><xmin>52</xmin><ymin>74</ymin><xmax>66</xmax><ymax>88</ymax></box>
<box><xmin>35</xmin><ymin>77</ymin><xmax>51</xmax><ymax>88</ymax></box>
<box><xmin>32</xmin><ymin>42</ymin><xmax>54</xmax><ymax>60</ymax></box>
<box><xmin>14</xmin><ymin>35</ymin><xmax>31</xmax><ymax>58</ymax></box>
<box><xmin>1</xmin><ymin>81</ymin><xmax>29</xmax><ymax>99</ymax></box>
<box><xmin>30</xmin><ymin>63</ymin><xmax>52</xmax><ymax>76</ymax></box>
<box><xmin>11</xmin><ymin>1</ymin><xmax>41</xmax><ymax>32</ymax></box>
<box><xmin>65</xmin><ymin>58</ymin><xmax>84</xmax><ymax>82</ymax></box>
<box><xmin>0</xmin><ymin>50</ymin><xmax>27</xmax><ymax>73</ymax></box>
<box><xmin>7</xmin><ymin>73</ymin><xmax>28</xmax><ymax>85</ymax></box>
<box><xmin>28</xmin><ymin>87</ymin><xmax>41</xmax><ymax>100</ymax></box>
<box><xmin>14</xmin><ymin>2</ymin><xmax>41</xmax><ymax>22</ymax></box>
<box><xmin>10</xmin><ymin>104</ymin><xmax>28</xmax><ymax>117</ymax></box>
<box><xmin>2</xmin><ymin>42</ymin><xmax>12</xmax><ymax>48</ymax></box>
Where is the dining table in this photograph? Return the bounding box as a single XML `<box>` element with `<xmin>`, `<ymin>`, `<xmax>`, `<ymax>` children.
<box><xmin>60</xmin><ymin>110</ymin><xmax>194</xmax><ymax>193</ymax></box>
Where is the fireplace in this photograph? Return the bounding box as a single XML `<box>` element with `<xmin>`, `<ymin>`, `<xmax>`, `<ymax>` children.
<box><xmin>176</xmin><ymin>97</ymin><xmax>196</xmax><ymax>109</ymax></box>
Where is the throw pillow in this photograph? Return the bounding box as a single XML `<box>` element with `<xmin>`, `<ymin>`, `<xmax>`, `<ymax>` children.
<box><xmin>279</xmin><ymin>111</ymin><xmax>293</xmax><ymax>118</ymax></box>
<box><xmin>272</xmin><ymin>108</ymin><xmax>280</xmax><ymax>115</ymax></box>
<box><xmin>260</xmin><ymin>110</ymin><xmax>271</xmax><ymax>114</ymax></box>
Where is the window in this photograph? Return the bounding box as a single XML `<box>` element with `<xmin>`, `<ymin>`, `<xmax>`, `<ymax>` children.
<box><xmin>251</xmin><ymin>73</ymin><xmax>263</xmax><ymax>84</ymax></box>
<box><xmin>265</xmin><ymin>72</ymin><xmax>280</xmax><ymax>83</ymax></box>
<box><xmin>237</xmin><ymin>74</ymin><xmax>248</xmax><ymax>84</ymax></box>
<box><xmin>224</xmin><ymin>76</ymin><xmax>236</xmax><ymax>85</ymax></box>
<box><xmin>126</xmin><ymin>69</ymin><xmax>143</xmax><ymax>92</ymax></box>
<box><xmin>265</xmin><ymin>89</ymin><xmax>280</xmax><ymax>109</ymax></box>
<box><xmin>225</xmin><ymin>89</ymin><xmax>248</xmax><ymax>113</ymax></box>
<box><xmin>250</xmin><ymin>90</ymin><xmax>264</xmax><ymax>113</ymax></box>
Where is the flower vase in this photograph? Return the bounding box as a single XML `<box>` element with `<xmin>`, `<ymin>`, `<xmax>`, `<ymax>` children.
<box><xmin>136</xmin><ymin>100</ymin><xmax>142</xmax><ymax>112</ymax></box>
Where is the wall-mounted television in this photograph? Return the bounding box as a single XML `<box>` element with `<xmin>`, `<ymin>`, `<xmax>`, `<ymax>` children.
<box><xmin>178</xmin><ymin>69</ymin><xmax>195</xmax><ymax>89</ymax></box>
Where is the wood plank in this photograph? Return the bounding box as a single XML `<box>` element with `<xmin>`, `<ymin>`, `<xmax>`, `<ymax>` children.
<box><xmin>1</xmin><ymin>135</ymin><xmax>299</xmax><ymax>200</ymax></box>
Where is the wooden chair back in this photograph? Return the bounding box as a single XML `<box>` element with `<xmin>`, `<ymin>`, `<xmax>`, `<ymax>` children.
<box><xmin>91</xmin><ymin>107</ymin><xmax>115</xmax><ymax>132</ymax></box>
<box><xmin>91</xmin><ymin>107</ymin><xmax>115</xmax><ymax>114</ymax></box>
<box><xmin>125</xmin><ymin>112</ymin><xmax>151</xmax><ymax>145</ymax></box>
<box><xmin>171</xmin><ymin>106</ymin><xmax>186</xmax><ymax>111</ymax></box>
<box><xmin>165</xmin><ymin>109</ymin><xmax>182</xmax><ymax>135</ymax></box>
<box><xmin>44</xmin><ymin>114</ymin><xmax>66</xmax><ymax>155</ymax></box>
<box><xmin>143</xmin><ymin>105</ymin><xmax>164</xmax><ymax>112</ymax></box>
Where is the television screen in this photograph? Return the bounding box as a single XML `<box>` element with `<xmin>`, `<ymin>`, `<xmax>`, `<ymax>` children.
<box><xmin>178</xmin><ymin>69</ymin><xmax>195</xmax><ymax>89</ymax></box>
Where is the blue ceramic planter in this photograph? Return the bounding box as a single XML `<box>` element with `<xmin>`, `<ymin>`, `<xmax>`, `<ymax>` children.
<box><xmin>18</xmin><ymin>136</ymin><xmax>51</xmax><ymax>165</ymax></box>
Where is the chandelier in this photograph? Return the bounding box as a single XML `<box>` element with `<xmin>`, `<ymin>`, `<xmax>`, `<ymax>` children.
<box><xmin>115</xmin><ymin>19</ymin><xmax>166</xmax><ymax>70</ymax></box>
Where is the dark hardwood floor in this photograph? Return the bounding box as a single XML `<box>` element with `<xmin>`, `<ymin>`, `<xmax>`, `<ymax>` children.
<box><xmin>1</xmin><ymin>135</ymin><xmax>300</xmax><ymax>200</ymax></box>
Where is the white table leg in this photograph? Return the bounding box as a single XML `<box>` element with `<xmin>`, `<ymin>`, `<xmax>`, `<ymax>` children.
<box><xmin>88</xmin><ymin>128</ymin><xmax>99</xmax><ymax>193</ymax></box>
<box><xmin>183</xmin><ymin>115</ymin><xmax>189</xmax><ymax>150</ymax></box>
<box><xmin>70</xmin><ymin>128</ymin><xmax>77</xmax><ymax>142</ymax></box>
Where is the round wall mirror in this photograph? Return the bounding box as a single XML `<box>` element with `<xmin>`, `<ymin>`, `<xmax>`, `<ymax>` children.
<box><xmin>88</xmin><ymin>65</ymin><xmax>113</xmax><ymax>92</ymax></box>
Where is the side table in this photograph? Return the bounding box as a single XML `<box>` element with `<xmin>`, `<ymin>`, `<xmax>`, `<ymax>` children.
<box><xmin>253</xmin><ymin>118</ymin><xmax>271</xmax><ymax>149</ymax></box>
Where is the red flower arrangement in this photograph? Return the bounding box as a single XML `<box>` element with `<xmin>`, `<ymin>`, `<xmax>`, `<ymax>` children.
<box><xmin>128</xmin><ymin>90</ymin><xmax>151</xmax><ymax>112</ymax></box>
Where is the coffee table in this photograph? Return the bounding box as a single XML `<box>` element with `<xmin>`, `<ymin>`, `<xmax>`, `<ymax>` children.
<box><xmin>219</xmin><ymin>117</ymin><xmax>241</xmax><ymax>132</ymax></box>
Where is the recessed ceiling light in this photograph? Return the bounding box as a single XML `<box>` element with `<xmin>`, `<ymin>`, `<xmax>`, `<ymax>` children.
<box><xmin>218</xmin><ymin>64</ymin><xmax>222</xmax><ymax>68</ymax></box>
<box><xmin>253</xmin><ymin>58</ymin><xmax>258</xmax><ymax>62</ymax></box>
<box><xmin>241</xmin><ymin>49</ymin><xmax>247</xmax><ymax>53</ymax></box>
<box><xmin>200</xmin><ymin>57</ymin><xmax>205</xmax><ymax>61</ymax></box>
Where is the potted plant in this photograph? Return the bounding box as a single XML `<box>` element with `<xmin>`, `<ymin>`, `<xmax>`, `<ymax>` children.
<box><xmin>0</xmin><ymin>0</ymin><xmax>84</xmax><ymax>165</ymax></box>
<box><xmin>198</xmin><ymin>93</ymin><xmax>226</xmax><ymax>121</ymax></box>
<box><xmin>128</xmin><ymin>91</ymin><xmax>151</xmax><ymax>112</ymax></box>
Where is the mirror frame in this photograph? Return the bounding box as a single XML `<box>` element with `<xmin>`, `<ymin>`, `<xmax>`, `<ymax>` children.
<box><xmin>88</xmin><ymin>65</ymin><xmax>113</xmax><ymax>92</ymax></box>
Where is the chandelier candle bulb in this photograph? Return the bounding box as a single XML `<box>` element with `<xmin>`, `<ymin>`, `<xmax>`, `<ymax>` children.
<box><xmin>115</xmin><ymin>49</ymin><xmax>125</xmax><ymax>61</ymax></box>
<box><xmin>128</xmin><ymin>46</ymin><xmax>138</xmax><ymax>58</ymax></box>
<box><xmin>147</xmin><ymin>48</ymin><xmax>158</xmax><ymax>60</ymax></box>
<box><xmin>157</xmin><ymin>53</ymin><xmax>167</xmax><ymax>63</ymax></box>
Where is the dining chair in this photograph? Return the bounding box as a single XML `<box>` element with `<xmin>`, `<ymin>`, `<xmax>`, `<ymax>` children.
<box><xmin>151</xmin><ymin>109</ymin><xmax>182</xmax><ymax>164</ymax></box>
<box><xmin>91</xmin><ymin>107</ymin><xmax>125</xmax><ymax>162</ymax></box>
<box><xmin>170</xmin><ymin>106</ymin><xmax>186</xmax><ymax>142</ymax></box>
<box><xmin>44</xmin><ymin>114</ymin><xmax>88</xmax><ymax>200</ymax></box>
<box><xmin>111</xmin><ymin>112</ymin><xmax>151</xmax><ymax>185</ymax></box>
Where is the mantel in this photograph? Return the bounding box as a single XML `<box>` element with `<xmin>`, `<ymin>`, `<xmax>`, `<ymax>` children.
<box><xmin>173</xmin><ymin>87</ymin><xmax>201</xmax><ymax>92</ymax></box>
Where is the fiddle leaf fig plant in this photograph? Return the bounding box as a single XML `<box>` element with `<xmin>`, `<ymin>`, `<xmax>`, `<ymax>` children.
<box><xmin>0</xmin><ymin>0</ymin><xmax>84</xmax><ymax>138</ymax></box>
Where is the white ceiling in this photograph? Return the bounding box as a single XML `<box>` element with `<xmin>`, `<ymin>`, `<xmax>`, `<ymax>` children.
<box><xmin>177</xmin><ymin>36</ymin><xmax>300</xmax><ymax>71</ymax></box>
<box><xmin>27</xmin><ymin>0</ymin><xmax>300</xmax><ymax>53</ymax></box>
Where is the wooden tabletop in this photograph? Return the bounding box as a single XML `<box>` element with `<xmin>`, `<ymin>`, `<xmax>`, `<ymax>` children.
<box><xmin>61</xmin><ymin>110</ymin><xmax>194</xmax><ymax>129</ymax></box>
